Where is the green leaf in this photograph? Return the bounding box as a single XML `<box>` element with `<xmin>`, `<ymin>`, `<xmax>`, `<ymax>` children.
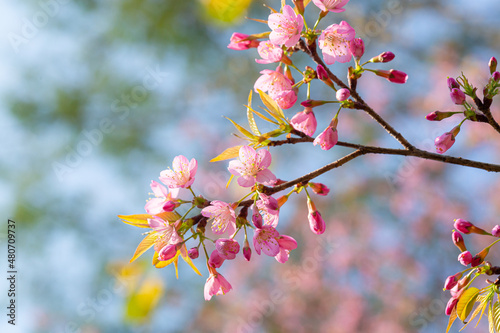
<box><xmin>461</xmin><ymin>291</ymin><xmax>491</xmax><ymax>330</ymax></box>
<box><xmin>457</xmin><ymin>287</ymin><xmax>480</xmax><ymax>322</ymax></box>
<box><xmin>246</xmin><ymin>91</ymin><xmax>261</xmax><ymax>136</ymax></box>
<box><xmin>225</xmin><ymin>116</ymin><xmax>256</xmax><ymax>140</ymax></box>
<box><xmin>257</xmin><ymin>89</ymin><xmax>285</xmax><ymax>122</ymax></box>
<box><xmin>130</xmin><ymin>233</ymin><xmax>157</xmax><ymax>263</ymax></box>
<box><xmin>489</xmin><ymin>302</ymin><xmax>496</xmax><ymax>333</ymax></box>
<box><xmin>493</xmin><ymin>301</ymin><xmax>500</xmax><ymax>333</ymax></box>
<box><xmin>210</xmin><ymin>145</ymin><xmax>242</xmax><ymax>162</ymax></box>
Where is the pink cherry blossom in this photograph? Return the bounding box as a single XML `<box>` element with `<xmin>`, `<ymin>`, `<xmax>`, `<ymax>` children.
<box><xmin>227</xmin><ymin>32</ymin><xmax>259</xmax><ymax>50</ymax></box>
<box><xmin>144</xmin><ymin>180</ymin><xmax>179</xmax><ymax>215</ymax></box>
<box><xmin>272</xmin><ymin>89</ymin><xmax>297</xmax><ymax>109</ymax></box>
<box><xmin>256</xmin><ymin>193</ymin><xmax>280</xmax><ymax>227</ymax></box>
<box><xmin>256</xmin><ymin>40</ymin><xmax>284</xmax><ymax>64</ymax></box>
<box><xmin>309</xmin><ymin>182</ymin><xmax>330</xmax><ymax>196</ymax></box>
<box><xmin>228</xmin><ymin>146</ymin><xmax>277</xmax><ymax>187</ymax></box>
<box><xmin>349</xmin><ymin>38</ymin><xmax>364</xmax><ymax>59</ymax></box>
<box><xmin>307</xmin><ymin>198</ymin><xmax>326</xmax><ymax>234</ymax></box>
<box><xmin>215</xmin><ymin>238</ymin><xmax>240</xmax><ymax>260</ymax></box>
<box><xmin>445</xmin><ymin>297</ymin><xmax>458</xmax><ymax>316</ymax></box>
<box><xmin>450</xmin><ymin>88</ymin><xmax>465</xmax><ymax>104</ymax></box>
<box><xmin>159</xmin><ymin>155</ymin><xmax>198</xmax><ymax>188</ymax></box>
<box><xmin>458</xmin><ymin>251</ymin><xmax>472</xmax><ymax>266</ymax></box>
<box><xmin>204</xmin><ymin>271</ymin><xmax>232</xmax><ymax>301</ymax></box>
<box><xmin>313</xmin><ymin>126</ymin><xmax>338</xmax><ymax>150</ymax></box>
<box><xmin>243</xmin><ymin>239</ymin><xmax>252</xmax><ymax>261</ymax></box>
<box><xmin>201</xmin><ymin>200</ymin><xmax>236</xmax><ymax>235</ymax></box>
<box><xmin>290</xmin><ymin>108</ymin><xmax>317</xmax><ymax>136</ymax></box>
<box><xmin>318</xmin><ymin>21</ymin><xmax>356</xmax><ymax>65</ymax></box>
<box><xmin>444</xmin><ymin>273</ymin><xmax>461</xmax><ymax>290</ymax></box>
<box><xmin>336</xmin><ymin>88</ymin><xmax>350</xmax><ymax>101</ymax></box>
<box><xmin>208</xmin><ymin>250</ymin><xmax>225</xmax><ymax>268</ymax></box>
<box><xmin>312</xmin><ymin>0</ymin><xmax>350</xmax><ymax>13</ymax></box>
<box><xmin>188</xmin><ymin>247</ymin><xmax>199</xmax><ymax>259</ymax></box>
<box><xmin>254</xmin><ymin>68</ymin><xmax>293</xmax><ymax>99</ymax></box>
<box><xmin>492</xmin><ymin>225</ymin><xmax>500</xmax><ymax>237</ymax></box>
<box><xmin>275</xmin><ymin>234</ymin><xmax>297</xmax><ymax>263</ymax></box>
<box><xmin>158</xmin><ymin>243</ymin><xmax>179</xmax><ymax>261</ymax></box>
<box><xmin>253</xmin><ymin>225</ymin><xmax>281</xmax><ymax>256</ymax></box>
<box><xmin>268</xmin><ymin>5</ymin><xmax>304</xmax><ymax>48</ymax></box>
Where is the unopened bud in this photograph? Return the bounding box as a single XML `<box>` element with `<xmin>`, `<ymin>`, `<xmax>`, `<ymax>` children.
<box><xmin>308</xmin><ymin>182</ymin><xmax>330</xmax><ymax>196</ymax></box>
<box><xmin>243</xmin><ymin>239</ymin><xmax>251</xmax><ymax>261</ymax></box>
<box><xmin>369</xmin><ymin>51</ymin><xmax>395</xmax><ymax>63</ymax></box>
<box><xmin>492</xmin><ymin>225</ymin><xmax>500</xmax><ymax>237</ymax></box>
<box><xmin>301</xmin><ymin>99</ymin><xmax>328</xmax><ymax>108</ymax></box>
<box><xmin>444</xmin><ymin>272</ymin><xmax>463</xmax><ymax>290</ymax></box>
<box><xmin>188</xmin><ymin>247</ymin><xmax>199</xmax><ymax>259</ymax></box>
<box><xmin>452</xmin><ymin>231</ymin><xmax>466</xmax><ymax>252</ymax></box>
<box><xmin>307</xmin><ymin>198</ymin><xmax>325</xmax><ymax>234</ymax></box>
<box><xmin>492</xmin><ymin>71</ymin><xmax>500</xmax><ymax>82</ymax></box>
<box><xmin>447</xmin><ymin>77</ymin><xmax>460</xmax><ymax>90</ymax></box>
<box><xmin>426</xmin><ymin>111</ymin><xmax>456</xmax><ymax>121</ymax></box>
<box><xmin>489</xmin><ymin>57</ymin><xmax>498</xmax><ymax>74</ymax></box>
<box><xmin>454</xmin><ymin>218</ymin><xmax>490</xmax><ymax>235</ymax></box>
<box><xmin>445</xmin><ymin>297</ymin><xmax>458</xmax><ymax>316</ymax></box>
<box><xmin>458</xmin><ymin>250</ymin><xmax>472</xmax><ymax>266</ymax></box>
<box><xmin>450</xmin><ymin>88</ymin><xmax>466</xmax><ymax>105</ymax></box>
<box><xmin>336</xmin><ymin>88</ymin><xmax>351</xmax><ymax>101</ymax></box>
<box><xmin>349</xmin><ymin>38</ymin><xmax>365</xmax><ymax>60</ymax></box>
<box><xmin>471</xmin><ymin>247</ymin><xmax>490</xmax><ymax>267</ymax></box>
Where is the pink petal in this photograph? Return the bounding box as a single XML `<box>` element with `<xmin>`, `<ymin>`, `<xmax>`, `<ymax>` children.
<box><xmin>237</xmin><ymin>175</ymin><xmax>256</xmax><ymax>187</ymax></box>
<box><xmin>145</xmin><ymin>198</ymin><xmax>166</xmax><ymax>214</ymax></box>
<box><xmin>239</xmin><ymin>146</ymin><xmax>256</xmax><ymax>163</ymax></box>
<box><xmin>256</xmin><ymin>169</ymin><xmax>277</xmax><ymax>185</ymax></box>
<box><xmin>257</xmin><ymin>149</ymin><xmax>272</xmax><ymax>168</ymax></box>
<box><xmin>188</xmin><ymin>158</ymin><xmax>198</xmax><ymax>177</ymax></box>
<box><xmin>261</xmin><ymin>238</ymin><xmax>280</xmax><ymax>256</ymax></box>
<box><xmin>172</xmin><ymin>155</ymin><xmax>189</xmax><ymax>173</ymax></box>
<box><xmin>228</xmin><ymin>160</ymin><xmax>245</xmax><ymax>176</ymax></box>
<box><xmin>278</xmin><ymin>235</ymin><xmax>298</xmax><ymax>250</ymax></box>
<box><xmin>275</xmin><ymin>248</ymin><xmax>290</xmax><ymax>263</ymax></box>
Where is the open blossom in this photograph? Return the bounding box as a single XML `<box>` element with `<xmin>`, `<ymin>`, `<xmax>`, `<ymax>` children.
<box><xmin>215</xmin><ymin>238</ymin><xmax>240</xmax><ymax>260</ymax></box>
<box><xmin>201</xmin><ymin>201</ymin><xmax>237</xmax><ymax>235</ymax></box>
<box><xmin>256</xmin><ymin>40</ymin><xmax>284</xmax><ymax>64</ymax></box>
<box><xmin>204</xmin><ymin>269</ymin><xmax>232</xmax><ymax>301</ymax></box>
<box><xmin>227</xmin><ymin>32</ymin><xmax>259</xmax><ymax>50</ymax></box>
<box><xmin>148</xmin><ymin>216</ymin><xmax>175</xmax><ymax>250</ymax></box>
<box><xmin>272</xmin><ymin>89</ymin><xmax>297</xmax><ymax>109</ymax></box>
<box><xmin>314</xmin><ymin>117</ymin><xmax>338</xmax><ymax>150</ymax></box>
<box><xmin>228</xmin><ymin>146</ymin><xmax>277</xmax><ymax>187</ymax></box>
<box><xmin>254</xmin><ymin>68</ymin><xmax>293</xmax><ymax>99</ymax></box>
<box><xmin>159</xmin><ymin>155</ymin><xmax>197</xmax><ymax>188</ymax></box>
<box><xmin>256</xmin><ymin>193</ymin><xmax>280</xmax><ymax>227</ymax></box>
<box><xmin>318</xmin><ymin>21</ymin><xmax>356</xmax><ymax>65</ymax></box>
<box><xmin>145</xmin><ymin>180</ymin><xmax>179</xmax><ymax>215</ymax></box>
<box><xmin>253</xmin><ymin>226</ymin><xmax>297</xmax><ymax>263</ymax></box>
<box><xmin>268</xmin><ymin>5</ymin><xmax>304</xmax><ymax>48</ymax></box>
<box><xmin>291</xmin><ymin>108</ymin><xmax>317</xmax><ymax>136</ymax></box>
<box><xmin>312</xmin><ymin>0</ymin><xmax>350</xmax><ymax>12</ymax></box>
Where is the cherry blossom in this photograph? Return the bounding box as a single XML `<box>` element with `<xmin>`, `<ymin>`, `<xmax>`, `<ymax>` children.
<box><xmin>215</xmin><ymin>238</ymin><xmax>240</xmax><ymax>260</ymax></box>
<box><xmin>256</xmin><ymin>40</ymin><xmax>283</xmax><ymax>64</ymax></box>
<box><xmin>318</xmin><ymin>21</ymin><xmax>356</xmax><ymax>64</ymax></box>
<box><xmin>268</xmin><ymin>5</ymin><xmax>304</xmax><ymax>48</ymax></box>
<box><xmin>204</xmin><ymin>269</ymin><xmax>232</xmax><ymax>301</ymax></box>
<box><xmin>253</xmin><ymin>226</ymin><xmax>297</xmax><ymax>263</ymax></box>
<box><xmin>227</xmin><ymin>33</ymin><xmax>259</xmax><ymax>50</ymax></box>
<box><xmin>313</xmin><ymin>126</ymin><xmax>338</xmax><ymax>150</ymax></box>
<box><xmin>254</xmin><ymin>67</ymin><xmax>293</xmax><ymax>99</ymax></box>
<box><xmin>290</xmin><ymin>108</ymin><xmax>317</xmax><ymax>136</ymax></box>
<box><xmin>159</xmin><ymin>155</ymin><xmax>197</xmax><ymax>188</ymax></box>
<box><xmin>228</xmin><ymin>146</ymin><xmax>277</xmax><ymax>187</ymax></box>
<box><xmin>144</xmin><ymin>180</ymin><xmax>179</xmax><ymax>215</ymax></box>
<box><xmin>312</xmin><ymin>0</ymin><xmax>350</xmax><ymax>13</ymax></box>
<box><xmin>201</xmin><ymin>200</ymin><xmax>237</xmax><ymax>235</ymax></box>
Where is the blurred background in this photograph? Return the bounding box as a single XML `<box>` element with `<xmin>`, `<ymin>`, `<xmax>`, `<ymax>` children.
<box><xmin>1</xmin><ymin>0</ymin><xmax>500</xmax><ymax>332</ymax></box>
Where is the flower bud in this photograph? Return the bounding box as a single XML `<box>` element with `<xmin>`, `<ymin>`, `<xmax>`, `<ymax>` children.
<box><xmin>425</xmin><ymin>111</ymin><xmax>456</xmax><ymax>121</ymax></box>
<box><xmin>316</xmin><ymin>64</ymin><xmax>329</xmax><ymax>81</ymax></box>
<box><xmin>252</xmin><ymin>205</ymin><xmax>263</xmax><ymax>229</ymax></box>
<box><xmin>227</xmin><ymin>33</ymin><xmax>259</xmax><ymax>50</ymax></box>
<box><xmin>492</xmin><ymin>71</ymin><xmax>500</xmax><ymax>82</ymax></box>
<box><xmin>208</xmin><ymin>250</ymin><xmax>225</xmax><ymax>268</ymax></box>
<box><xmin>434</xmin><ymin>131</ymin><xmax>456</xmax><ymax>154</ymax></box>
<box><xmin>215</xmin><ymin>238</ymin><xmax>240</xmax><ymax>260</ymax></box>
<box><xmin>471</xmin><ymin>247</ymin><xmax>490</xmax><ymax>267</ymax></box>
<box><xmin>158</xmin><ymin>243</ymin><xmax>179</xmax><ymax>261</ymax></box>
<box><xmin>489</xmin><ymin>57</ymin><xmax>498</xmax><ymax>74</ymax></box>
<box><xmin>492</xmin><ymin>225</ymin><xmax>500</xmax><ymax>237</ymax></box>
<box><xmin>450</xmin><ymin>88</ymin><xmax>466</xmax><ymax>104</ymax></box>
<box><xmin>452</xmin><ymin>231</ymin><xmax>466</xmax><ymax>252</ymax></box>
<box><xmin>444</xmin><ymin>272</ymin><xmax>463</xmax><ymax>290</ymax></box>
<box><xmin>307</xmin><ymin>198</ymin><xmax>326</xmax><ymax>234</ymax></box>
<box><xmin>188</xmin><ymin>247</ymin><xmax>199</xmax><ymax>259</ymax></box>
<box><xmin>336</xmin><ymin>88</ymin><xmax>351</xmax><ymax>101</ymax></box>
<box><xmin>445</xmin><ymin>297</ymin><xmax>458</xmax><ymax>316</ymax></box>
<box><xmin>243</xmin><ymin>239</ymin><xmax>251</xmax><ymax>261</ymax></box>
<box><xmin>447</xmin><ymin>77</ymin><xmax>460</xmax><ymax>90</ymax></box>
<box><xmin>309</xmin><ymin>182</ymin><xmax>330</xmax><ymax>196</ymax></box>
<box><xmin>458</xmin><ymin>250</ymin><xmax>472</xmax><ymax>266</ymax></box>
<box><xmin>349</xmin><ymin>38</ymin><xmax>365</xmax><ymax>60</ymax></box>
<box><xmin>373</xmin><ymin>69</ymin><xmax>408</xmax><ymax>84</ymax></box>
<box><xmin>369</xmin><ymin>51</ymin><xmax>395</xmax><ymax>63</ymax></box>
<box><xmin>454</xmin><ymin>218</ymin><xmax>489</xmax><ymax>235</ymax></box>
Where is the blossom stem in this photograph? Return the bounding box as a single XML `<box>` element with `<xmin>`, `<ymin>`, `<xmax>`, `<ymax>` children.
<box><xmin>188</xmin><ymin>186</ymin><xmax>196</xmax><ymax>197</ymax></box>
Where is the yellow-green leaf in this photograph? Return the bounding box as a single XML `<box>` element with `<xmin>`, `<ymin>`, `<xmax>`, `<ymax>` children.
<box><xmin>130</xmin><ymin>233</ymin><xmax>157</xmax><ymax>263</ymax></box>
<box><xmin>119</xmin><ymin>214</ymin><xmax>152</xmax><ymax>228</ymax></box>
<box><xmin>179</xmin><ymin>245</ymin><xmax>202</xmax><ymax>276</ymax></box>
<box><xmin>152</xmin><ymin>250</ymin><xmax>180</xmax><ymax>277</ymax></box>
<box><xmin>492</xmin><ymin>301</ymin><xmax>500</xmax><ymax>333</ymax></box>
<box><xmin>124</xmin><ymin>276</ymin><xmax>164</xmax><ymax>324</ymax></box>
<box><xmin>156</xmin><ymin>211</ymin><xmax>181</xmax><ymax>222</ymax></box>
<box><xmin>247</xmin><ymin>91</ymin><xmax>261</xmax><ymax>136</ymax></box>
<box><xmin>202</xmin><ymin>0</ymin><xmax>253</xmax><ymax>24</ymax></box>
<box><xmin>457</xmin><ymin>287</ymin><xmax>480</xmax><ymax>322</ymax></box>
<box><xmin>446</xmin><ymin>307</ymin><xmax>458</xmax><ymax>333</ymax></box>
<box><xmin>210</xmin><ymin>145</ymin><xmax>242</xmax><ymax>162</ymax></box>
<box><xmin>257</xmin><ymin>89</ymin><xmax>285</xmax><ymax>121</ymax></box>
<box><xmin>225</xmin><ymin>116</ymin><xmax>256</xmax><ymax>140</ymax></box>
<box><xmin>489</xmin><ymin>303</ymin><xmax>496</xmax><ymax>333</ymax></box>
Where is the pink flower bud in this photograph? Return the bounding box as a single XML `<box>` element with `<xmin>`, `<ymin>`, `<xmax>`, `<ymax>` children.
<box><xmin>471</xmin><ymin>247</ymin><xmax>490</xmax><ymax>267</ymax></box>
<box><xmin>227</xmin><ymin>33</ymin><xmax>259</xmax><ymax>50</ymax></box>
<box><xmin>458</xmin><ymin>250</ymin><xmax>472</xmax><ymax>266</ymax></box>
<box><xmin>301</xmin><ymin>100</ymin><xmax>328</xmax><ymax>108</ymax></box>
<box><xmin>243</xmin><ymin>239</ymin><xmax>251</xmax><ymax>261</ymax></box>
<box><xmin>425</xmin><ymin>111</ymin><xmax>456</xmax><ymax>121</ymax></box>
<box><xmin>492</xmin><ymin>71</ymin><xmax>500</xmax><ymax>82</ymax></box>
<box><xmin>450</xmin><ymin>88</ymin><xmax>466</xmax><ymax>104</ymax></box>
<box><xmin>445</xmin><ymin>297</ymin><xmax>458</xmax><ymax>316</ymax></box>
<box><xmin>447</xmin><ymin>77</ymin><xmax>460</xmax><ymax>90</ymax></box>
<box><xmin>309</xmin><ymin>182</ymin><xmax>330</xmax><ymax>196</ymax></box>
<box><xmin>452</xmin><ymin>231</ymin><xmax>466</xmax><ymax>252</ymax></box>
<box><xmin>349</xmin><ymin>38</ymin><xmax>364</xmax><ymax>60</ymax></box>
<box><xmin>489</xmin><ymin>57</ymin><xmax>498</xmax><ymax>74</ymax></box>
<box><xmin>316</xmin><ymin>64</ymin><xmax>329</xmax><ymax>80</ymax></box>
<box><xmin>208</xmin><ymin>250</ymin><xmax>225</xmax><ymax>268</ymax></box>
<box><xmin>336</xmin><ymin>88</ymin><xmax>351</xmax><ymax>101</ymax></box>
<box><xmin>290</xmin><ymin>108</ymin><xmax>317</xmax><ymax>136</ymax></box>
<box><xmin>215</xmin><ymin>238</ymin><xmax>240</xmax><ymax>260</ymax></box>
<box><xmin>454</xmin><ymin>219</ymin><xmax>473</xmax><ymax>234</ymax></box>
<box><xmin>370</xmin><ymin>51</ymin><xmax>395</xmax><ymax>63</ymax></box>
<box><xmin>492</xmin><ymin>225</ymin><xmax>500</xmax><ymax>237</ymax></box>
<box><xmin>188</xmin><ymin>247</ymin><xmax>199</xmax><ymax>259</ymax></box>
<box><xmin>434</xmin><ymin>132</ymin><xmax>455</xmax><ymax>154</ymax></box>
<box><xmin>158</xmin><ymin>243</ymin><xmax>179</xmax><ymax>261</ymax></box>
<box><xmin>444</xmin><ymin>272</ymin><xmax>463</xmax><ymax>290</ymax></box>
<box><xmin>374</xmin><ymin>69</ymin><xmax>408</xmax><ymax>84</ymax></box>
<box><xmin>252</xmin><ymin>205</ymin><xmax>263</xmax><ymax>229</ymax></box>
<box><xmin>307</xmin><ymin>198</ymin><xmax>326</xmax><ymax>234</ymax></box>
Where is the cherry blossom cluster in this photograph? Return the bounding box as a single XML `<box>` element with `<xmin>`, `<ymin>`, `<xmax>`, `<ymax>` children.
<box><xmin>443</xmin><ymin>219</ymin><xmax>500</xmax><ymax>331</ymax></box>
<box><xmin>427</xmin><ymin>57</ymin><xmax>500</xmax><ymax>154</ymax></box>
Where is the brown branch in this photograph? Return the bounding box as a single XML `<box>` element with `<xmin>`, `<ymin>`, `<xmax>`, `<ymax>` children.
<box><xmin>478</xmin><ymin>100</ymin><xmax>500</xmax><ymax>134</ymax></box>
